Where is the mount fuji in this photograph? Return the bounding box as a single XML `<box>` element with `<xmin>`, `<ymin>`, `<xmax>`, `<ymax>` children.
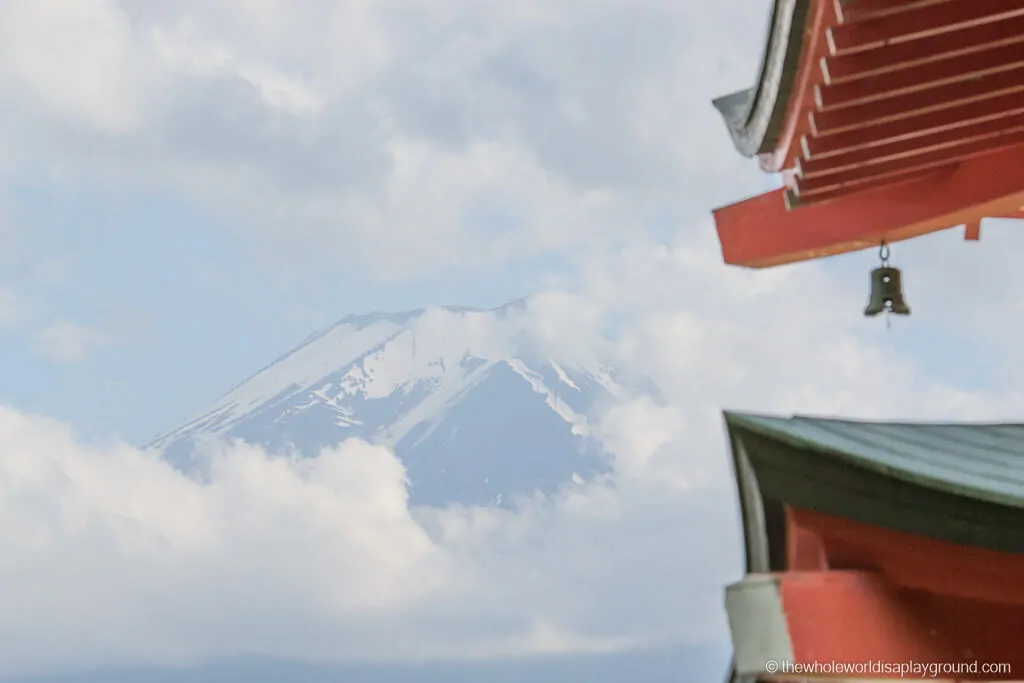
<box><xmin>149</xmin><ymin>300</ymin><xmax>648</xmax><ymax>507</ymax></box>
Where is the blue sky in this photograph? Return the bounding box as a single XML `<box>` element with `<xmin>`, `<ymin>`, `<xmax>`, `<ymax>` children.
<box><xmin>1</xmin><ymin>179</ymin><xmax>571</xmax><ymax>443</ymax></box>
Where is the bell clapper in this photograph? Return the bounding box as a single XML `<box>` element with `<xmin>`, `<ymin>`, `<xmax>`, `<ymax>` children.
<box><xmin>883</xmin><ymin>243</ymin><xmax>891</xmax><ymax>331</ymax></box>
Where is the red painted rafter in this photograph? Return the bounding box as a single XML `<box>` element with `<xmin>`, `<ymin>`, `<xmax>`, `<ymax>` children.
<box><xmin>803</xmin><ymin>88</ymin><xmax>1024</xmax><ymax>158</ymax></box>
<box><xmin>811</xmin><ymin>66</ymin><xmax>1024</xmax><ymax>135</ymax></box>
<box><xmin>712</xmin><ymin>141</ymin><xmax>1024</xmax><ymax>267</ymax></box>
<box><xmin>817</xmin><ymin>41</ymin><xmax>1024</xmax><ymax>111</ymax></box>
<box><xmin>787</xmin><ymin>166</ymin><xmax>948</xmax><ymax>208</ymax></box>
<box><xmin>828</xmin><ymin>0</ymin><xmax>1024</xmax><ymax>56</ymax></box>
<box><xmin>796</xmin><ymin>129</ymin><xmax>1024</xmax><ymax>198</ymax></box>
<box><xmin>823</xmin><ymin>14</ymin><xmax>1024</xmax><ymax>84</ymax></box>
<box><xmin>833</xmin><ymin>0</ymin><xmax>954</xmax><ymax>25</ymax></box>
<box><xmin>800</xmin><ymin>109</ymin><xmax>1024</xmax><ymax>177</ymax></box>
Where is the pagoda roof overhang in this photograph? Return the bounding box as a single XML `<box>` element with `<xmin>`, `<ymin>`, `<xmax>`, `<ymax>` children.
<box><xmin>712</xmin><ymin>0</ymin><xmax>1024</xmax><ymax>268</ymax></box>
<box><xmin>711</xmin><ymin>0</ymin><xmax>811</xmax><ymax>160</ymax></box>
<box><xmin>721</xmin><ymin>411</ymin><xmax>1024</xmax><ymax>681</ymax></box>
<box><xmin>724</xmin><ymin>411</ymin><xmax>1024</xmax><ymax>564</ymax></box>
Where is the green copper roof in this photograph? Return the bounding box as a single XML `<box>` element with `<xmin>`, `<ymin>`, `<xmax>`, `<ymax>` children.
<box><xmin>723</xmin><ymin>411</ymin><xmax>1024</xmax><ymax>563</ymax></box>
<box><xmin>726</xmin><ymin>412</ymin><xmax>1024</xmax><ymax>509</ymax></box>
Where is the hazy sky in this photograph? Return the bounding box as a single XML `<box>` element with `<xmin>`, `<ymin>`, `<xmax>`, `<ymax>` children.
<box><xmin>0</xmin><ymin>0</ymin><xmax>783</xmax><ymax>444</ymax></box>
<box><xmin>2</xmin><ymin>0</ymin><xmax>1024</xmax><ymax>678</ymax></box>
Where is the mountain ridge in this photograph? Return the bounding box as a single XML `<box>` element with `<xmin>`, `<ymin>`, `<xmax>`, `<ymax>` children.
<box><xmin>190</xmin><ymin>300</ymin><xmax>534</xmax><ymax>413</ymax></box>
<box><xmin>149</xmin><ymin>299</ymin><xmax>636</xmax><ymax>508</ymax></box>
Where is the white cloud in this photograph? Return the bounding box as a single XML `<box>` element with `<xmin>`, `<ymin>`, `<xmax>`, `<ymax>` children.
<box><xmin>0</xmin><ymin>0</ymin><xmax>149</xmax><ymax>134</ymax></box>
<box><xmin>0</xmin><ymin>0</ymin><xmax>770</xmax><ymax>279</ymax></box>
<box><xmin>0</xmin><ymin>406</ymin><xmax>735</xmax><ymax>677</ymax></box>
<box><xmin>32</xmin><ymin>320</ymin><xmax>107</xmax><ymax>363</ymax></box>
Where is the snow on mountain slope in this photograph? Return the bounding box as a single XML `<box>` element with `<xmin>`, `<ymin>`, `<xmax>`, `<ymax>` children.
<box><xmin>149</xmin><ymin>301</ymin><xmax>636</xmax><ymax>507</ymax></box>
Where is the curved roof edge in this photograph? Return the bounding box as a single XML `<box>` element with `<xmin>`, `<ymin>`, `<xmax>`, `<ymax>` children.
<box><xmin>711</xmin><ymin>0</ymin><xmax>810</xmax><ymax>158</ymax></box>
<box><xmin>723</xmin><ymin>410</ymin><xmax>1024</xmax><ymax>509</ymax></box>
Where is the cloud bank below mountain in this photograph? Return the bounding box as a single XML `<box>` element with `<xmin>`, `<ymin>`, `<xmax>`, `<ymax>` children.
<box><xmin>0</xmin><ymin>401</ymin><xmax>737</xmax><ymax>677</ymax></box>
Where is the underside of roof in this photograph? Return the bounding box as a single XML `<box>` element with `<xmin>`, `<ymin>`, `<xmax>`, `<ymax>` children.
<box><xmin>714</xmin><ymin>0</ymin><xmax>1024</xmax><ymax>208</ymax></box>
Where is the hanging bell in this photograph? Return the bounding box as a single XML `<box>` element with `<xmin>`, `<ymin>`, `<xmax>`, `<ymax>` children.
<box><xmin>864</xmin><ymin>266</ymin><xmax>910</xmax><ymax>317</ymax></box>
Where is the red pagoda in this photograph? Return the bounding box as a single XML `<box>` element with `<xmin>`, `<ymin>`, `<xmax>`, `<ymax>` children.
<box><xmin>711</xmin><ymin>1</ymin><xmax>1024</xmax><ymax>680</ymax></box>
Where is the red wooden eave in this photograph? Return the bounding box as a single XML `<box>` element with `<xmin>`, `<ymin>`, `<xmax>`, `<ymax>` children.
<box><xmin>713</xmin><ymin>0</ymin><xmax>1024</xmax><ymax>267</ymax></box>
<box><xmin>714</xmin><ymin>142</ymin><xmax>1024</xmax><ymax>268</ymax></box>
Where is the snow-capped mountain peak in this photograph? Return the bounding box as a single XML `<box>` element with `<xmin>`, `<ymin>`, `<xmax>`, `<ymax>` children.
<box><xmin>150</xmin><ymin>301</ymin><xmax>629</xmax><ymax>507</ymax></box>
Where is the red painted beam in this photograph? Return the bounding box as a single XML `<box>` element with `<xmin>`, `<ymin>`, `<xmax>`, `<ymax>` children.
<box><xmin>823</xmin><ymin>13</ymin><xmax>1024</xmax><ymax>84</ymax></box>
<box><xmin>804</xmin><ymin>88</ymin><xmax>1024</xmax><ymax>158</ymax></box>
<box><xmin>811</xmin><ymin>65</ymin><xmax>1024</xmax><ymax>135</ymax></box>
<box><xmin>818</xmin><ymin>41</ymin><xmax>1024</xmax><ymax>111</ymax></box>
<box><xmin>787</xmin><ymin>519</ymin><xmax>829</xmax><ymax>571</ymax></box>
<box><xmin>828</xmin><ymin>0</ymin><xmax>1024</xmax><ymax>56</ymax></box>
<box><xmin>713</xmin><ymin>141</ymin><xmax>1024</xmax><ymax>267</ymax></box>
